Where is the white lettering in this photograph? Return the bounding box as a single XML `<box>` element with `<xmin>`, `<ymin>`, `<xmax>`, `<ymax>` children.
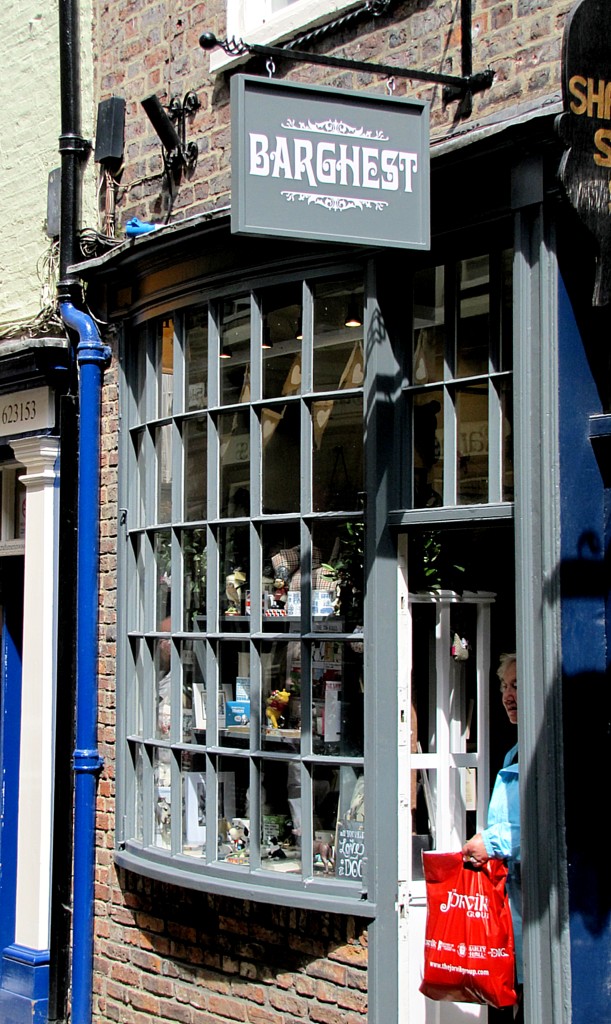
<box><xmin>247</xmin><ymin>135</ymin><xmax>420</xmax><ymax>195</ymax></box>
<box><xmin>381</xmin><ymin>150</ymin><xmax>399</xmax><ymax>191</ymax></box>
<box><xmin>316</xmin><ymin>141</ymin><xmax>337</xmax><ymax>184</ymax></box>
<box><xmin>398</xmin><ymin>152</ymin><xmax>418</xmax><ymax>192</ymax></box>
<box><xmin>337</xmin><ymin>144</ymin><xmax>360</xmax><ymax>187</ymax></box>
<box><xmin>249</xmin><ymin>133</ymin><xmax>269</xmax><ymax>175</ymax></box>
<box><xmin>362</xmin><ymin>147</ymin><xmax>380</xmax><ymax>188</ymax></box>
<box><xmin>270</xmin><ymin>135</ymin><xmax>292</xmax><ymax>178</ymax></box>
<box><xmin>293</xmin><ymin>139</ymin><xmax>316</xmax><ymax>186</ymax></box>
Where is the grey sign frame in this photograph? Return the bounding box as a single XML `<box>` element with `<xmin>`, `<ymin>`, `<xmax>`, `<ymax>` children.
<box><xmin>231</xmin><ymin>74</ymin><xmax>430</xmax><ymax>250</ymax></box>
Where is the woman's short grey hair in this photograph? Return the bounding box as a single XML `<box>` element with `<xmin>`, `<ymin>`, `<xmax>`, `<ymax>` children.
<box><xmin>497</xmin><ymin>652</ymin><xmax>517</xmax><ymax>684</ymax></box>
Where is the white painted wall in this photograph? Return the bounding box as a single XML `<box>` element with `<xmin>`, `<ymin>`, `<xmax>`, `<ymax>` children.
<box><xmin>0</xmin><ymin>0</ymin><xmax>96</xmax><ymax>331</ymax></box>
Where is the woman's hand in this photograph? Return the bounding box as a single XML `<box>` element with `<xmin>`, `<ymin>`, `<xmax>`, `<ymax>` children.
<box><xmin>462</xmin><ymin>834</ymin><xmax>489</xmax><ymax>865</ymax></box>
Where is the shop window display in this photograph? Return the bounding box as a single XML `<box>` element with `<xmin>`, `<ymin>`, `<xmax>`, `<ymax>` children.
<box><xmin>122</xmin><ymin>277</ymin><xmax>366</xmax><ymax>897</ymax></box>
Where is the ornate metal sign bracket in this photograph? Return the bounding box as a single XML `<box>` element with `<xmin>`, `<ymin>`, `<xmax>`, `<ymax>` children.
<box><xmin>200</xmin><ymin>0</ymin><xmax>493</xmax><ymax>113</ymax></box>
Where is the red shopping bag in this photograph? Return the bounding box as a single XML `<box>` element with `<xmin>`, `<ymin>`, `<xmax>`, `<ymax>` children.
<box><xmin>420</xmin><ymin>851</ymin><xmax>517</xmax><ymax>1008</ymax></box>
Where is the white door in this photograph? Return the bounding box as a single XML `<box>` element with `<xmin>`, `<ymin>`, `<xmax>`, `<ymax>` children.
<box><xmin>398</xmin><ymin>536</ymin><xmax>494</xmax><ymax>1024</ymax></box>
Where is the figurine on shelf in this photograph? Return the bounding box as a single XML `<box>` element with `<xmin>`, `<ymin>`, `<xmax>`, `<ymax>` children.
<box><xmin>225</xmin><ymin>567</ymin><xmax>247</xmax><ymax>615</ymax></box>
<box><xmin>267</xmin><ymin>836</ymin><xmax>287</xmax><ymax>860</ymax></box>
<box><xmin>269</xmin><ymin>564</ymin><xmax>292</xmax><ymax>611</ymax></box>
<box><xmin>265</xmin><ymin>688</ymin><xmax>291</xmax><ymax>729</ymax></box>
<box><xmin>313</xmin><ymin>838</ymin><xmax>334</xmax><ymax>874</ymax></box>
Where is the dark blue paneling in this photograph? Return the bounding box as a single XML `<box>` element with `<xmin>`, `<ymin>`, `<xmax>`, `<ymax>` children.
<box><xmin>0</xmin><ymin>559</ymin><xmax>24</xmax><ymax>967</ymax></box>
<box><xmin>558</xmin><ymin>274</ymin><xmax>611</xmax><ymax>1024</ymax></box>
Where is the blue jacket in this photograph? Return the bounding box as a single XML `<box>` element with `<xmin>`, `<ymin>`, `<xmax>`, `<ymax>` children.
<box><xmin>482</xmin><ymin>742</ymin><xmax>520</xmax><ymax>863</ymax></box>
<box><xmin>482</xmin><ymin>742</ymin><xmax>522</xmax><ymax>983</ymax></box>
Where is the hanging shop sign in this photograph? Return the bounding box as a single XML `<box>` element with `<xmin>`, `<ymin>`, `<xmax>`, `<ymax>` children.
<box><xmin>231</xmin><ymin>75</ymin><xmax>430</xmax><ymax>251</ymax></box>
<box><xmin>557</xmin><ymin>0</ymin><xmax>611</xmax><ymax>305</ymax></box>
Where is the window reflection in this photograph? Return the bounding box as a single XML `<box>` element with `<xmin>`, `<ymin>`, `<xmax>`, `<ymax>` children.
<box><xmin>159</xmin><ymin>318</ymin><xmax>174</xmax><ymax>417</ymax></box>
<box><xmin>313</xmin><ymin>277</ymin><xmax>364</xmax><ymax>393</ymax></box>
<box><xmin>262</xmin><ymin>401</ymin><xmax>300</xmax><ymax>514</ymax></box>
<box><xmin>156</xmin><ymin>424</ymin><xmax>172</xmax><ymax>523</ymax></box>
<box><xmin>457</xmin><ymin>255</ymin><xmax>490</xmax><ymax>378</ymax></box>
<box><xmin>183</xmin><ymin>417</ymin><xmax>206</xmax><ymax>521</ymax></box>
<box><xmin>220</xmin><ymin>297</ymin><xmax>250</xmax><ymax>406</ymax></box>
<box><xmin>456</xmin><ymin>384</ymin><xmax>488</xmax><ymax>505</ymax></box>
<box><xmin>312</xmin><ymin>395</ymin><xmax>363</xmax><ymax>512</ymax></box>
<box><xmin>413</xmin><ymin>391</ymin><xmax>443</xmax><ymax>508</ymax></box>
<box><xmin>413</xmin><ymin>266</ymin><xmax>445</xmax><ymax>385</ymax></box>
<box><xmin>261</xmin><ymin>284</ymin><xmax>302</xmax><ymax>401</ymax></box>
<box><xmin>182</xmin><ymin>527</ymin><xmax>207</xmax><ymax>629</ymax></box>
<box><xmin>219</xmin><ymin>410</ymin><xmax>250</xmax><ymax>518</ymax></box>
<box><xmin>185</xmin><ymin>308</ymin><xmax>208</xmax><ymax>411</ymax></box>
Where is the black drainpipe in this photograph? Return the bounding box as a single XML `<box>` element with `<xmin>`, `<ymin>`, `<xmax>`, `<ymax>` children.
<box><xmin>49</xmin><ymin>2</ymin><xmax>92</xmax><ymax>1021</ymax></box>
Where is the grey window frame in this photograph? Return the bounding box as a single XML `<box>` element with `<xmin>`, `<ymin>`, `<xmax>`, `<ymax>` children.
<box><xmin>115</xmin><ymin>257</ymin><xmax>375</xmax><ymax>915</ymax></box>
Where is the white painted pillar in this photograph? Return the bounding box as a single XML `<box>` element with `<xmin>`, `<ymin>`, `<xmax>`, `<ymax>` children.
<box><xmin>10</xmin><ymin>437</ymin><xmax>60</xmax><ymax>952</ymax></box>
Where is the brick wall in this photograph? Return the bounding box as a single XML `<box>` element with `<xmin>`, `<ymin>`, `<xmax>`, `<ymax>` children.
<box><xmin>91</xmin><ymin>0</ymin><xmax>573</xmax><ymax>232</ymax></box>
<box><xmin>93</xmin><ymin>875</ymin><xmax>368</xmax><ymax>1024</ymax></box>
<box><xmin>96</xmin><ymin>338</ymin><xmax>369</xmax><ymax>1024</ymax></box>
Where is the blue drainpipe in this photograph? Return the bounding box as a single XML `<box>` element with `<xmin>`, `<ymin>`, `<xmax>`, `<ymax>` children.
<box><xmin>60</xmin><ymin>301</ymin><xmax>111</xmax><ymax>1024</ymax></box>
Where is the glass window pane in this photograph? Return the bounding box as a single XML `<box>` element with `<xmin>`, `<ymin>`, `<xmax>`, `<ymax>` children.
<box><xmin>219</xmin><ymin>410</ymin><xmax>250</xmax><ymax>518</ymax></box>
<box><xmin>411</xmin><ymin>767</ymin><xmax>437</xmax><ymax>866</ymax></box>
<box><xmin>260</xmin><ymin>760</ymin><xmax>302</xmax><ymax>875</ymax></box>
<box><xmin>457</xmin><ymin>255</ymin><xmax>489</xmax><ymax>378</ymax></box>
<box><xmin>220</xmin><ymin>297</ymin><xmax>250</xmax><ymax>405</ymax></box>
<box><xmin>312</xmin><ymin>519</ymin><xmax>364</xmax><ymax>629</ymax></box>
<box><xmin>413</xmin><ymin>390</ymin><xmax>443</xmax><ymax>509</ymax></box>
<box><xmin>216</xmin><ymin>756</ymin><xmax>250</xmax><ymax>866</ymax></box>
<box><xmin>153</xmin><ymin>746</ymin><xmax>172</xmax><ymax>849</ymax></box>
<box><xmin>262</xmin><ymin>402</ymin><xmax>300</xmax><ymax>514</ymax></box>
<box><xmin>457</xmin><ymin>383</ymin><xmax>488</xmax><ymax>504</ymax></box>
<box><xmin>185</xmin><ymin>307</ymin><xmax>208</xmax><ymax>411</ymax></box>
<box><xmin>180</xmin><ymin>639</ymin><xmax>206</xmax><ymax>745</ymax></box>
<box><xmin>501</xmin><ymin>379</ymin><xmax>514</xmax><ymax>502</ymax></box>
<box><xmin>262</xmin><ymin>523</ymin><xmax>301</xmax><ymax>627</ymax></box>
<box><xmin>501</xmin><ymin>248</ymin><xmax>513</xmax><ymax>373</ymax></box>
<box><xmin>312</xmin><ymin>641</ymin><xmax>363</xmax><ymax>757</ymax></box>
<box><xmin>183</xmin><ymin>417</ymin><xmax>207</xmax><ymax>521</ymax></box>
<box><xmin>261</xmin><ymin>640</ymin><xmax>301</xmax><ymax>749</ymax></box>
<box><xmin>312</xmin><ymin>766</ymin><xmax>339</xmax><ymax>875</ymax></box>
<box><xmin>182</xmin><ymin>527</ymin><xmax>207</xmax><ymax>630</ymax></box>
<box><xmin>219</xmin><ymin>524</ymin><xmax>250</xmax><ymax>628</ymax></box>
<box><xmin>182</xmin><ymin>753</ymin><xmax>207</xmax><ymax>858</ymax></box>
<box><xmin>154</xmin><ymin>529</ymin><xmax>172</xmax><ymax>626</ymax></box>
<box><xmin>159</xmin><ymin>318</ymin><xmax>174</xmax><ymax>417</ymax></box>
<box><xmin>312</xmin><ymin>395</ymin><xmax>363</xmax><ymax>512</ymax></box>
<box><xmin>131</xmin><ymin>427</ymin><xmax>146</xmax><ymax>529</ymax></box>
<box><xmin>130</xmin><ymin>326</ymin><xmax>147</xmax><ymax>426</ymax></box>
<box><xmin>313</xmin><ymin>277</ymin><xmax>364</xmax><ymax>393</ymax></box>
<box><xmin>133</xmin><ymin>742</ymin><xmax>144</xmax><ymax>843</ymax></box>
<box><xmin>128</xmin><ymin>532</ymin><xmax>145</xmax><ymax>633</ymax></box>
<box><xmin>334</xmin><ymin>766</ymin><xmax>365</xmax><ymax>883</ymax></box>
<box><xmin>413</xmin><ymin>265</ymin><xmax>445</xmax><ymax>384</ymax></box>
<box><xmin>156</xmin><ymin>424</ymin><xmax>173</xmax><ymax>523</ymax></box>
<box><xmin>155</xmin><ymin>635</ymin><xmax>172</xmax><ymax>740</ymax></box>
<box><xmin>130</xmin><ymin>636</ymin><xmax>145</xmax><ymax>737</ymax></box>
<box><xmin>262</xmin><ymin>284</ymin><xmax>302</xmax><ymax>401</ymax></box>
<box><xmin>219</xmin><ymin>640</ymin><xmax>251</xmax><ymax>748</ymax></box>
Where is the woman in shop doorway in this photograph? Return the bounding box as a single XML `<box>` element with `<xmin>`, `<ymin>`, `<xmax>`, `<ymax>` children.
<box><xmin>462</xmin><ymin>653</ymin><xmax>522</xmax><ymax>1021</ymax></box>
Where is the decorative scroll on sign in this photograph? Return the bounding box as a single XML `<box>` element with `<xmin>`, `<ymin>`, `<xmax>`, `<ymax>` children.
<box><xmin>557</xmin><ymin>0</ymin><xmax>611</xmax><ymax>305</ymax></box>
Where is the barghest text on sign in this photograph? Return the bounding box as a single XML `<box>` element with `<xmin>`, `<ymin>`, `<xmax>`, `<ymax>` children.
<box><xmin>231</xmin><ymin>75</ymin><xmax>430</xmax><ymax>251</ymax></box>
